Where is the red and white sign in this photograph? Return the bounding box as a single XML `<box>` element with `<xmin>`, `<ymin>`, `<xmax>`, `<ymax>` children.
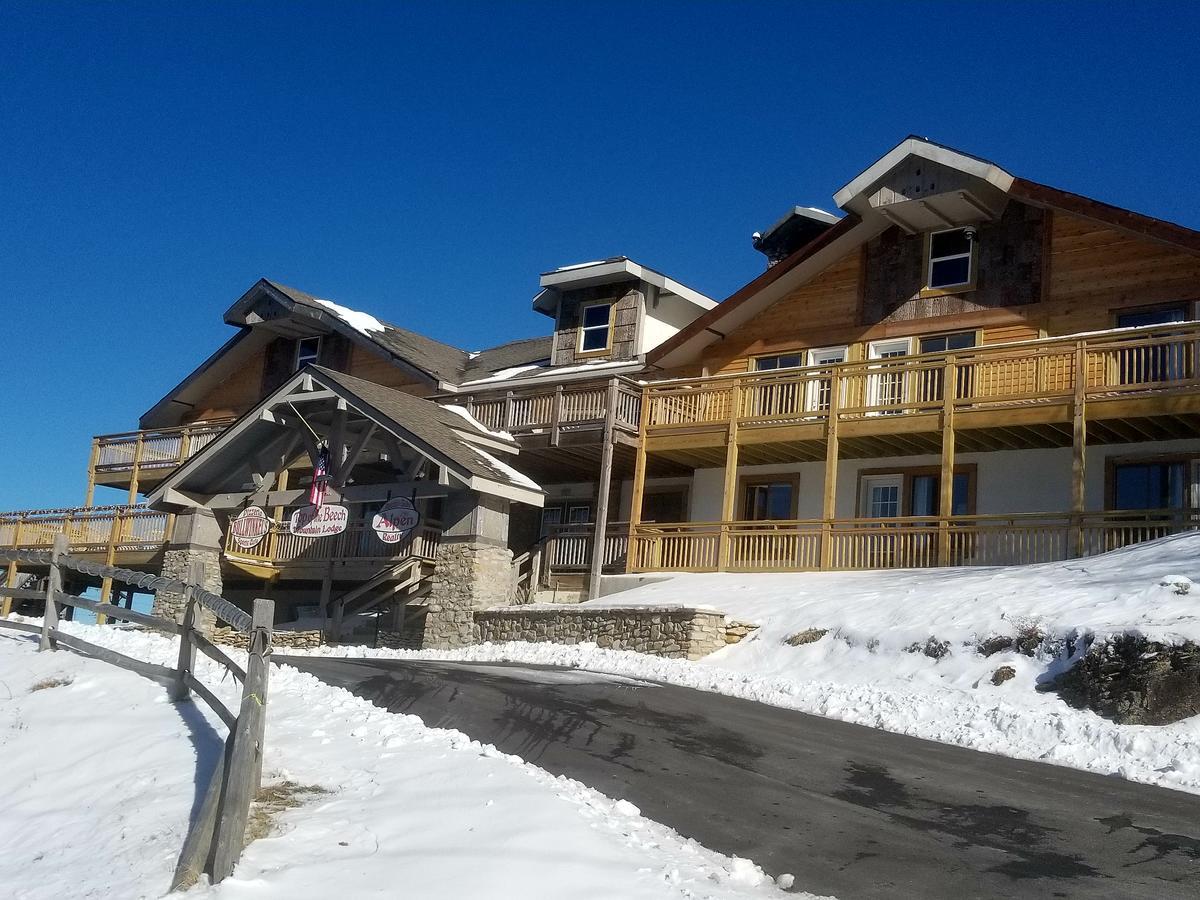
<box><xmin>289</xmin><ymin>504</ymin><xmax>349</xmax><ymax>538</ymax></box>
<box><xmin>372</xmin><ymin>497</ymin><xmax>421</xmax><ymax>544</ymax></box>
<box><xmin>230</xmin><ymin>506</ymin><xmax>270</xmax><ymax>549</ymax></box>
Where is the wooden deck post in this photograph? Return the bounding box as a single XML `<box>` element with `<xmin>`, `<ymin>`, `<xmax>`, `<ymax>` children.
<box><xmin>718</xmin><ymin>378</ymin><xmax>741</xmax><ymax>571</ymax></box>
<box><xmin>40</xmin><ymin>534</ymin><xmax>67</xmax><ymax>651</ymax></box>
<box><xmin>96</xmin><ymin>509</ymin><xmax>123</xmax><ymax>624</ymax></box>
<box><xmin>126</xmin><ymin>432</ymin><xmax>146</xmax><ymax>505</ymax></box>
<box><xmin>212</xmin><ymin>597</ymin><xmax>274</xmax><ymax>882</ymax></box>
<box><xmin>504</xmin><ymin>390</ymin><xmax>515</xmax><ymax>431</ymax></box>
<box><xmin>84</xmin><ymin>437</ymin><xmax>100</xmax><ymax>507</ymax></box>
<box><xmin>938</xmin><ymin>356</ymin><xmax>957</xmax><ymax>566</ymax></box>
<box><xmin>820</xmin><ymin>373</ymin><xmax>841</xmax><ymax>569</ymax></box>
<box><xmin>550</xmin><ymin>384</ymin><xmax>564</xmax><ymax>446</ymax></box>
<box><xmin>586</xmin><ymin>378</ymin><xmax>619</xmax><ymax>600</ymax></box>
<box><xmin>1070</xmin><ymin>340</ymin><xmax>1088</xmax><ymax>557</ymax></box>
<box><xmin>626</xmin><ymin>385</ymin><xmax>651</xmax><ymax>573</ymax></box>
<box><xmin>2</xmin><ymin>518</ymin><xmax>22</xmax><ymax>617</ymax></box>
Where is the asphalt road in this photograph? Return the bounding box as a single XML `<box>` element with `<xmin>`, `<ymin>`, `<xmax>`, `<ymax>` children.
<box><xmin>278</xmin><ymin>655</ymin><xmax>1200</xmax><ymax>899</ymax></box>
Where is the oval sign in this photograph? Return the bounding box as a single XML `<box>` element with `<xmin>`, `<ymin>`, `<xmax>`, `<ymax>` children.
<box><xmin>230</xmin><ymin>506</ymin><xmax>271</xmax><ymax>549</ymax></box>
<box><xmin>372</xmin><ymin>497</ymin><xmax>421</xmax><ymax>544</ymax></box>
<box><xmin>290</xmin><ymin>504</ymin><xmax>349</xmax><ymax>538</ymax></box>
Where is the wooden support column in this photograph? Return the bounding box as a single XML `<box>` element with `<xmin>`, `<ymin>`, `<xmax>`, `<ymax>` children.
<box><xmin>2</xmin><ymin>518</ymin><xmax>21</xmax><ymax>617</ymax></box>
<box><xmin>717</xmin><ymin>378</ymin><xmax>742</xmax><ymax>570</ymax></box>
<box><xmin>937</xmin><ymin>356</ymin><xmax>957</xmax><ymax>566</ymax></box>
<box><xmin>550</xmin><ymin>384</ymin><xmax>564</xmax><ymax>446</ymax></box>
<box><xmin>627</xmin><ymin>385</ymin><xmax>651</xmax><ymax>572</ymax></box>
<box><xmin>126</xmin><ymin>433</ymin><xmax>146</xmax><ymax>504</ymax></box>
<box><xmin>84</xmin><ymin>438</ymin><xmax>100</xmax><ymax>507</ymax></box>
<box><xmin>587</xmin><ymin>379</ymin><xmax>619</xmax><ymax>600</ymax></box>
<box><xmin>819</xmin><ymin>373</ymin><xmax>841</xmax><ymax>569</ymax></box>
<box><xmin>96</xmin><ymin>509</ymin><xmax>123</xmax><ymax>623</ymax></box>
<box><xmin>1070</xmin><ymin>340</ymin><xmax>1088</xmax><ymax>557</ymax></box>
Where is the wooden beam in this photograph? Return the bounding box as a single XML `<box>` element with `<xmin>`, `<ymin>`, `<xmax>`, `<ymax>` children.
<box><xmin>126</xmin><ymin>432</ymin><xmax>145</xmax><ymax>504</ymax></box>
<box><xmin>627</xmin><ymin>385</ymin><xmax>651</xmax><ymax>572</ymax></box>
<box><xmin>1071</xmin><ymin>340</ymin><xmax>1087</xmax><ymax>557</ymax></box>
<box><xmin>586</xmin><ymin>379</ymin><xmax>619</xmax><ymax>600</ymax></box>
<box><xmin>334</xmin><ymin>423</ymin><xmax>378</xmax><ymax>489</ymax></box>
<box><xmin>938</xmin><ymin>356</ymin><xmax>957</xmax><ymax>566</ymax></box>
<box><xmin>820</xmin><ymin>376</ymin><xmax>841</xmax><ymax>569</ymax></box>
<box><xmin>717</xmin><ymin>378</ymin><xmax>742</xmax><ymax>570</ymax></box>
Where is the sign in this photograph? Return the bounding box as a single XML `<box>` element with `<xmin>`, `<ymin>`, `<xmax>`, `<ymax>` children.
<box><xmin>230</xmin><ymin>506</ymin><xmax>270</xmax><ymax>549</ymax></box>
<box><xmin>372</xmin><ymin>497</ymin><xmax>421</xmax><ymax>544</ymax></box>
<box><xmin>290</xmin><ymin>504</ymin><xmax>349</xmax><ymax>538</ymax></box>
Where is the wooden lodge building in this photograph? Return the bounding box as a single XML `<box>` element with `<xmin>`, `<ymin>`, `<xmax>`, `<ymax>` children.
<box><xmin>5</xmin><ymin>136</ymin><xmax>1200</xmax><ymax>647</ymax></box>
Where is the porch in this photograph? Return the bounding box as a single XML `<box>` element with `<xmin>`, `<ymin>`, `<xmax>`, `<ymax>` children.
<box><xmin>86</xmin><ymin>419</ymin><xmax>234</xmax><ymax>503</ymax></box>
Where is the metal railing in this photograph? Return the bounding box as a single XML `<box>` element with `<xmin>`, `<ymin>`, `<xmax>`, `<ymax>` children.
<box><xmin>644</xmin><ymin>322</ymin><xmax>1200</xmax><ymax>431</ymax></box>
<box><xmin>628</xmin><ymin>509</ymin><xmax>1200</xmax><ymax>573</ymax></box>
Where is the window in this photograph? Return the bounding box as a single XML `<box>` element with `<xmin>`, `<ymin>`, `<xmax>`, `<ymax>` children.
<box><xmin>568</xmin><ymin>505</ymin><xmax>591</xmax><ymax>525</ymax></box>
<box><xmin>1113</xmin><ymin>461</ymin><xmax>1188</xmax><ymax>511</ymax></box>
<box><xmin>867</xmin><ymin>338</ymin><xmax>912</xmax><ymax>413</ymax></box>
<box><xmin>806</xmin><ymin>346</ymin><xmax>847</xmax><ymax>412</ymax></box>
<box><xmin>578</xmin><ymin>302</ymin><xmax>614</xmax><ymax>354</ymax></box>
<box><xmin>540</xmin><ymin>506</ymin><xmax>563</xmax><ymax>536</ymax></box>
<box><xmin>295</xmin><ymin>336</ymin><xmax>321</xmax><ymax>370</ymax></box>
<box><xmin>861</xmin><ymin>476</ymin><xmax>902</xmax><ymax>519</ymax></box>
<box><xmin>927</xmin><ymin>228</ymin><xmax>975</xmax><ymax>290</ymax></box>
<box><xmin>753</xmin><ymin>353</ymin><xmax>805</xmax><ymax>372</ymax></box>
<box><xmin>918</xmin><ymin>331</ymin><xmax>976</xmax><ymax>401</ymax></box>
<box><xmin>642</xmin><ymin>488</ymin><xmax>688</xmax><ymax>523</ymax></box>
<box><xmin>741</xmin><ymin>477</ymin><xmax>798</xmax><ymax>521</ymax></box>
<box><xmin>857</xmin><ymin>466</ymin><xmax>977</xmax><ymax>518</ymax></box>
<box><xmin>751</xmin><ymin>353</ymin><xmax>806</xmax><ymax>418</ymax></box>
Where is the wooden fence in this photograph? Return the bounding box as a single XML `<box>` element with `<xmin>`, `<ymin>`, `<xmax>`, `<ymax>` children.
<box><xmin>0</xmin><ymin>535</ymin><xmax>272</xmax><ymax>889</ymax></box>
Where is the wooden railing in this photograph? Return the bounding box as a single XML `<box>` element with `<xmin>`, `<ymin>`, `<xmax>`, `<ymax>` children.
<box><xmin>542</xmin><ymin>523</ymin><xmax>630</xmax><ymax>573</ymax></box>
<box><xmin>91</xmin><ymin>419</ymin><xmax>234</xmax><ymax>476</ymax></box>
<box><xmin>448</xmin><ymin>377</ymin><xmax>643</xmax><ymax>436</ymax></box>
<box><xmin>0</xmin><ymin>505</ymin><xmax>171</xmax><ymax>553</ymax></box>
<box><xmin>225</xmin><ymin>522</ymin><xmax>442</xmax><ymax>567</ymax></box>
<box><xmin>645</xmin><ymin>322</ymin><xmax>1200</xmax><ymax>431</ymax></box>
<box><xmin>0</xmin><ymin>538</ymin><xmax>271</xmax><ymax>888</ymax></box>
<box><xmin>629</xmin><ymin>509</ymin><xmax>1200</xmax><ymax>573</ymax></box>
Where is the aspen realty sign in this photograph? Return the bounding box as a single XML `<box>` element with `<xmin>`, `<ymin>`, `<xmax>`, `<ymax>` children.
<box><xmin>289</xmin><ymin>504</ymin><xmax>349</xmax><ymax>537</ymax></box>
<box><xmin>230</xmin><ymin>506</ymin><xmax>271</xmax><ymax>549</ymax></box>
<box><xmin>372</xmin><ymin>497</ymin><xmax>421</xmax><ymax>544</ymax></box>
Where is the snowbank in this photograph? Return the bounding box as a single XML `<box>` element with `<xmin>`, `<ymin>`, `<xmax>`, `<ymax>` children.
<box><xmin>305</xmin><ymin>534</ymin><xmax>1200</xmax><ymax>795</ymax></box>
<box><xmin>0</xmin><ymin>624</ymin><xmax>808</xmax><ymax>899</ymax></box>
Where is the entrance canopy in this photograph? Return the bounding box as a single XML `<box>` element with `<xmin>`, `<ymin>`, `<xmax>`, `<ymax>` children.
<box><xmin>146</xmin><ymin>366</ymin><xmax>544</xmax><ymax>512</ymax></box>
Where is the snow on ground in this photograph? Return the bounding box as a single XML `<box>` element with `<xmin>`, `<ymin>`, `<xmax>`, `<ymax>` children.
<box><xmin>0</xmin><ymin>623</ymin><xmax>810</xmax><ymax>900</ymax></box>
<box><xmin>306</xmin><ymin>533</ymin><xmax>1200</xmax><ymax>796</ymax></box>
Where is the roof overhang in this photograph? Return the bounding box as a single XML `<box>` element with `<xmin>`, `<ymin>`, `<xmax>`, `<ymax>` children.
<box><xmin>147</xmin><ymin>367</ymin><xmax>543</xmax><ymax>512</ymax></box>
<box><xmin>533</xmin><ymin>258</ymin><xmax>716</xmax><ymax>316</ymax></box>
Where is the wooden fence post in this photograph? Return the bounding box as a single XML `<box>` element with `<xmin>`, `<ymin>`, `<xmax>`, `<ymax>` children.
<box><xmin>40</xmin><ymin>534</ymin><xmax>67</xmax><ymax>651</ymax></box>
<box><xmin>170</xmin><ymin>560</ymin><xmax>202</xmax><ymax>702</ymax></box>
<box><xmin>211</xmin><ymin>597</ymin><xmax>274</xmax><ymax>882</ymax></box>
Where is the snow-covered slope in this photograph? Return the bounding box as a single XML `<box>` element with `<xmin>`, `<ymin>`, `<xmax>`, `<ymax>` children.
<box><xmin>0</xmin><ymin>625</ymin><xmax>809</xmax><ymax>899</ymax></box>
<box><xmin>310</xmin><ymin>533</ymin><xmax>1200</xmax><ymax>795</ymax></box>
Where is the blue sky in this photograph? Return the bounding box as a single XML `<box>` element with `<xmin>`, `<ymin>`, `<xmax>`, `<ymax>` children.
<box><xmin>3</xmin><ymin>2</ymin><xmax>1199</xmax><ymax>510</ymax></box>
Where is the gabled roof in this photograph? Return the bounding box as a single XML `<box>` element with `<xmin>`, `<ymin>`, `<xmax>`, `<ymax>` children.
<box><xmin>533</xmin><ymin>257</ymin><xmax>717</xmax><ymax>315</ymax></box>
<box><xmin>462</xmin><ymin>335</ymin><xmax>553</xmax><ymax>381</ymax></box>
<box><xmin>648</xmin><ymin>136</ymin><xmax>1200</xmax><ymax>370</ymax></box>
<box><xmin>148</xmin><ymin>365</ymin><xmax>544</xmax><ymax>511</ymax></box>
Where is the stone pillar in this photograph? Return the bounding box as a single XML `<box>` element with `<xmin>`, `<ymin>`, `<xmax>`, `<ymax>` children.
<box><xmin>424</xmin><ymin>492</ymin><xmax>514</xmax><ymax>650</ymax></box>
<box><xmin>154</xmin><ymin>508</ymin><xmax>224</xmax><ymax>633</ymax></box>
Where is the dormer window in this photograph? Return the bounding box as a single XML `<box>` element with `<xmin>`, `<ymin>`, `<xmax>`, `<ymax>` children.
<box><xmin>927</xmin><ymin>228</ymin><xmax>976</xmax><ymax>291</ymax></box>
<box><xmin>295</xmin><ymin>336</ymin><xmax>321</xmax><ymax>370</ymax></box>
<box><xmin>578</xmin><ymin>301</ymin><xmax>614</xmax><ymax>354</ymax></box>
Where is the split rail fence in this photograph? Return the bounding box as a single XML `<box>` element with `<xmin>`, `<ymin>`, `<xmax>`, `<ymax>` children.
<box><xmin>0</xmin><ymin>535</ymin><xmax>273</xmax><ymax>890</ymax></box>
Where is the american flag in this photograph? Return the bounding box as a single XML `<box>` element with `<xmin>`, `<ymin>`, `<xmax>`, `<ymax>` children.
<box><xmin>309</xmin><ymin>445</ymin><xmax>331</xmax><ymax>507</ymax></box>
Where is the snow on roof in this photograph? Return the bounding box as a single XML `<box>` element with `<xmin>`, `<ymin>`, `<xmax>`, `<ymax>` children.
<box><xmin>469</xmin><ymin>445</ymin><xmax>542</xmax><ymax>492</ymax></box>
<box><xmin>311</xmin><ymin>297</ymin><xmax>387</xmax><ymax>336</ymax></box>
<box><xmin>441</xmin><ymin>404</ymin><xmax>515</xmax><ymax>442</ymax></box>
<box><xmin>553</xmin><ymin>260</ymin><xmax>608</xmax><ymax>272</ymax></box>
<box><xmin>459</xmin><ymin>363</ymin><xmax>548</xmax><ymax>386</ymax></box>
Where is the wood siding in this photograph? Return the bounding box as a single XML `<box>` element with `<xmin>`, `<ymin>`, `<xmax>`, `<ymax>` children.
<box><xmin>691</xmin><ymin>202</ymin><xmax>1200</xmax><ymax>378</ymax></box>
<box><xmin>553</xmin><ymin>284</ymin><xmax>642</xmax><ymax>366</ymax></box>
<box><xmin>186</xmin><ymin>350</ymin><xmax>266</xmax><ymax>422</ymax></box>
<box><xmin>347</xmin><ymin>343</ymin><xmax>433</xmax><ymax>396</ymax></box>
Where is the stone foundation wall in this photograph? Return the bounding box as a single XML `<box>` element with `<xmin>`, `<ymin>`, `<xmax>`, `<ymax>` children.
<box><xmin>425</xmin><ymin>541</ymin><xmax>515</xmax><ymax>650</ymax></box>
<box><xmin>474</xmin><ymin>606</ymin><xmax>727</xmax><ymax>660</ymax></box>
<box><xmin>214</xmin><ymin>627</ymin><xmax>324</xmax><ymax>650</ymax></box>
<box><xmin>153</xmin><ymin>546</ymin><xmax>223</xmax><ymax>634</ymax></box>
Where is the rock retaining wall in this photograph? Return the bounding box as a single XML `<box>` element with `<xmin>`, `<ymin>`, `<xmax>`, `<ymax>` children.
<box><xmin>473</xmin><ymin>606</ymin><xmax>727</xmax><ymax>660</ymax></box>
<box><xmin>215</xmin><ymin>627</ymin><xmax>324</xmax><ymax>650</ymax></box>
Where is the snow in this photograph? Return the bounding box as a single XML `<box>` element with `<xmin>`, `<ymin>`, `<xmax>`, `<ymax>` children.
<box><xmin>302</xmin><ymin>533</ymin><xmax>1200</xmax><ymax>796</ymax></box>
<box><xmin>553</xmin><ymin>260</ymin><xmax>607</xmax><ymax>272</ymax></box>
<box><xmin>460</xmin><ymin>358</ymin><xmax>640</xmax><ymax>387</ymax></box>
<box><xmin>469</xmin><ymin>445</ymin><xmax>543</xmax><ymax>492</ymax></box>
<box><xmin>441</xmin><ymin>403</ymin><xmax>516</xmax><ymax>441</ymax></box>
<box><xmin>0</xmin><ymin>623</ymin><xmax>815</xmax><ymax>899</ymax></box>
<box><xmin>309</xmin><ymin>297</ymin><xmax>387</xmax><ymax>336</ymax></box>
<box><xmin>459</xmin><ymin>363</ymin><xmax>547</xmax><ymax>385</ymax></box>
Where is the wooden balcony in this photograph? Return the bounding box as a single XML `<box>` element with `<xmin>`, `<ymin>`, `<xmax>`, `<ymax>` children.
<box><xmin>643</xmin><ymin>322</ymin><xmax>1200</xmax><ymax>463</ymax></box>
<box><xmin>88</xmin><ymin>419</ymin><xmax>235</xmax><ymax>500</ymax></box>
<box><xmin>223</xmin><ymin>523</ymin><xmax>442</xmax><ymax>577</ymax></box>
<box><xmin>541</xmin><ymin>523</ymin><xmax>630</xmax><ymax>574</ymax></box>
<box><xmin>1</xmin><ymin>505</ymin><xmax>172</xmax><ymax>572</ymax></box>
<box><xmin>629</xmin><ymin>509</ymin><xmax>1200</xmax><ymax>573</ymax></box>
<box><xmin>457</xmin><ymin>378</ymin><xmax>642</xmax><ymax>438</ymax></box>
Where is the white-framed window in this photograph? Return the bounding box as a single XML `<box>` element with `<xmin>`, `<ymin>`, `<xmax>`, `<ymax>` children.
<box><xmin>927</xmin><ymin>228</ymin><xmax>975</xmax><ymax>290</ymax></box>
<box><xmin>753</xmin><ymin>352</ymin><xmax>805</xmax><ymax>372</ymax></box>
<box><xmin>867</xmin><ymin>338</ymin><xmax>913</xmax><ymax>414</ymax></box>
<box><xmin>295</xmin><ymin>336</ymin><xmax>322</xmax><ymax>370</ymax></box>
<box><xmin>568</xmin><ymin>505</ymin><xmax>591</xmax><ymax>525</ymax></box>
<box><xmin>860</xmin><ymin>475</ymin><xmax>903</xmax><ymax>519</ymax></box>
<box><xmin>805</xmin><ymin>346</ymin><xmax>847</xmax><ymax>412</ymax></box>
<box><xmin>578</xmin><ymin>302</ymin><xmax>614</xmax><ymax>353</ymax></box>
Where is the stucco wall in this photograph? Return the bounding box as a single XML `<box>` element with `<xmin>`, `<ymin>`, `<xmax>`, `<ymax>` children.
<box><xmin>687</xmin><ymin>438</ymin><xmax>1200</xmax><ymax>521</ymax></box>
